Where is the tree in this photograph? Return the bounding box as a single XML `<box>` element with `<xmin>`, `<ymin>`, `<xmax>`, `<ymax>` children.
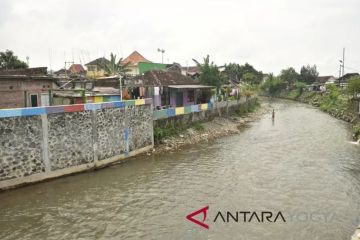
<box><xmin>105</xmin><ymin>52</ymin><xmax>130</xmax><ymax>76</ymax></box>
<box><xmin>0</xmin><ymin>50</ymin><xmax>28</xmax><ymax>70</ymax></box>
<box><xmin>347</xmin><ymin>77</ymin><xmax>360</xmax><ymax>97</ymax></box>
<box><xmin>261</xmin><ymin>74</ymin><xmax>287</xmax><ymax>95</ymax></box>
<box><xmin>279</xmin><ymin>67</ymin><xmax>299</xmax><ymax>84</ymax></box>
<box><xmin>193</xmin><ymin>55</ymin><xmax>223</xmax><ymax>90</ymax></box>
<box><xmin>223</xmin><ymin>63</ymin><xmax>241</xmax><ymax>82</ymax></box>
<box><xmin>242</xmin><ymin>72</ymin><xmax>257</xmax><ymax>84</ymax></box>
<box><xmin>223</xmin><ymin>62</ymin><xmax>263</xmax><ymax>84</ymax></box>
<box><xmin>300</xmin><ymin>64</ymin><xmax>318</xmax><ymax>84</ymax></box>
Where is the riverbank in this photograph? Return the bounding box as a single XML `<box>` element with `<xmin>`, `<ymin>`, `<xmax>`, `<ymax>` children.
<box><xmin>273</xmin><ymin>90</ymin><xmax>360</xmax><ymax>140</ymax></box>
<box><xmin>150</xmin><ymin>102</ymin><xmax>266</xmax><ymax>155</ymax></box>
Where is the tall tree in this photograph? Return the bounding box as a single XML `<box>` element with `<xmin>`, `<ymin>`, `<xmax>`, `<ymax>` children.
<box><xmin>193</xmin><ymin>55</ymin><xmax>223</xmax><ymax>90</ymax></box>
<box><xmin>0</xmin><ymin>50</ymin><xmax>28</xmax><ymax>70</ymax></box>
<box><xmin>279</xmin><ymin>67</ymin><xmax>300</xmax><ymax>84</ymax></box>
<box><xmin>300</xmin><ymin>64</ymin><xmax>319</xmax><ymax>84</ymax></box>
<box><xmin>223</xmin><ymin>62</ymin><xmax>263</xmax><ymax>84</ymax></box>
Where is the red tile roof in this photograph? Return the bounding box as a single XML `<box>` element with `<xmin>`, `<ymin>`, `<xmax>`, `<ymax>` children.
<box><xmin>121</xmin><ymin>51</ymin><xmax>151</xmax><ymax>66</ymax></box>
<box><xmin>68</xmin><ymin>64</ymin><xmax>85</xmax><ymax>74</ymax></box>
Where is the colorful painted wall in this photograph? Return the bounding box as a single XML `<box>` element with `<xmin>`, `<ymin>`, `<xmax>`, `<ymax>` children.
<box><xmin>154</xmin><ymin>97</ymin><xmax>255</xmax><ymax>122</ymax></box>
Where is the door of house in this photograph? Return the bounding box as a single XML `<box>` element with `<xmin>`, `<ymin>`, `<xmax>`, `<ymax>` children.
<box><xmin>30</xmin><ymin>94</ymin><xmax>38</xmax><ymax>107</ymax></box>
<box><xmin>176</xmin><ymin>91</ymin><xmax>183</xmax><ymax>107</ymax></box>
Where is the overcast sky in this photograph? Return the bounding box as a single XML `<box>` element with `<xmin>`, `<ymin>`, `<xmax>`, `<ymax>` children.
<box><xmin>0</xmin><ymin>0</ymin><xmax>359</xmax><ymax>76</ymax></box>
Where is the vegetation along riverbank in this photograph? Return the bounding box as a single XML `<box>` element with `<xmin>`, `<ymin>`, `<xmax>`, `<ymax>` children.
<box><xmin>150</xmin><ymin>99</ymin><xmax>264</xmax><ymax>155</ymax></box>
<box><xmin>260</xmin><ymin>69</ymin><xmax>360</xmax><ymax>141</ymax></box>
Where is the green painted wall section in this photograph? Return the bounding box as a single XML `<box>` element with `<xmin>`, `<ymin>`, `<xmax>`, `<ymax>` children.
<box><xmin>138</xmin><ymin>62</ymin><xmax>167</xmax><ymax>74</ymax></box>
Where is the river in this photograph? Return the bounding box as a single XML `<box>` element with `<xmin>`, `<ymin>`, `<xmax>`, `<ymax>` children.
<box><xmin>0</xmin><ymin>99</ymin><xmax>360</xmax><ymax>240</ymax></box>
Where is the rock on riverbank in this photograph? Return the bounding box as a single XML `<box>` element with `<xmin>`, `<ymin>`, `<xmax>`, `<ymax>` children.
<box><xmin>150</xmin><ymin>106</ymin><xmax>267</xmax><ymax>155</ymax></box>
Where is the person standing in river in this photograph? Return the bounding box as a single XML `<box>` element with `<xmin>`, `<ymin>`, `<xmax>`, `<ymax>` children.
<box><xmin>272</xmin><ymin>109</ymin><xmax>275</xmax><ymax>120</ymax></box>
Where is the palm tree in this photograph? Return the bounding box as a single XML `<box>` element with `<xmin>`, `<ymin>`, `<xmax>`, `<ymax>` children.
<box><xmin>192</xmin><ymin>55</ymin><xmax>222</xmax><ymax>90</ymax></box>
<box><xmin>104</xmin><ymin>53</ymin><xmax>131</xmax><ymax>101</ymax></box>
<box><xmin>105</xmin><ymin>53</ymin><xmax>131</xmax><ymax>76</ymax></box>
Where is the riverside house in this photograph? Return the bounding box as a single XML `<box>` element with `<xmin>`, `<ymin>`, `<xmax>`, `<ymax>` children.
<box><xmin>128</xmin><ymin>70</ymin><xmax>213</xmax><ymax>108</ymax></box>
<box><xmin>308</xmin><ymin>75</ymin><xmax>337</xmax><ymax>91</ymax></box>
<box><xmin>85</xmin><ymin>57</ymin><xmax>111</xmax><ymax>79</ymax></box>
<box><xmin>121</xmin><ymin>51</ymin><xmax>152</xmax><ymax>76</ymax></box>
<box><xmin>0</xmin><ymin>67</ymin><xmax>55</xmax><ymax>109</ymax></box>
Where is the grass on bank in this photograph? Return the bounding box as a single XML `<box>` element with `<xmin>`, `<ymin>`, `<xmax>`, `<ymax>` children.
<box><xmin>154</xmin><ymin>122</ymin><xmax>204</xmax><ymax>143</ymax></box>
<box><xmin>267</xmin><ymin>83</ymin><xmax>360</xmax><ymax>140</ymax></box>
<box><xmin>233</xmin><ymin>98</ymin><xmax>260</xmax><ymax>116</ymax></box>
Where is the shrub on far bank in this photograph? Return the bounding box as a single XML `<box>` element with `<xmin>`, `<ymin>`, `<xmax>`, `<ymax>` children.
<box><xmin>319</xmin><ymin>84</ymin><xmax>348</xmax><ymax>111</ymax></box>
<box><xmin>353</xmin><ymin>122</ymin><xmax>360</xmax><ymax>141</ymax></box>
<box><xmin>347</xmin><ymin>77</ymin><xmax>360</xmax><ymax>97</ymax></box>
<box><xmin>261</xmin><ymin>75</ymin><xmax>287</xmax><ymax>96</ymax></box>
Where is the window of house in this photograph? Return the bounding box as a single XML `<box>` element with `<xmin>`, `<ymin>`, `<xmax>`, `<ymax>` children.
<box><xmin>87</xmin><ymin>65</ymin><xmax>97</xmax><ymax>71</ymax></box>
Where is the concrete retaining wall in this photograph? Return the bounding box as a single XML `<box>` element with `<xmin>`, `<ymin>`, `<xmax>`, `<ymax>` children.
<box><xmin>0</xmin><ymin>97</ymin><xmax>256</xmax><ymax>190</ymax></box>
<box><xmin>154</xmin><ymin>97</ymin><xmax>256</xmax><ymax>127</ymax></box>
<box><xmin>0</xmin><ymin>99</ymin><xmax>154</xmax><ymax>190</ymax></box>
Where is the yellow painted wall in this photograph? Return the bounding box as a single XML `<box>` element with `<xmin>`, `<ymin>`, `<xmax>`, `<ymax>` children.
<box><xmin>201</xmin><ymin>103</ymin><xmax>208</xmax><ymax>110</ymax></box>
<box><xmin>175</xmin><ymin>107</ymin><xmax>185</xmax><ymax>115</ymax></box>
<box><xmin>86</xmin><ymin>69</ymin><xmax>106</xmax><ymax>78</ymax></box>
<box><xmin>94</xmin><ymin>96</ymin><xmax>103</xmax><ymax>103</ymax></box>
<box><xmin>135</xmin><ymin>99</ymin><xmax>145</xmax><ymax>105</ymax></box>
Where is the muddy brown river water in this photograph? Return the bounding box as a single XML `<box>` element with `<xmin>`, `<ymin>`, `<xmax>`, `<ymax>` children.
<box><xmin>1</xmin><ymin>99</ymin><xmax>360</xmax><ymax>239</ymax></box>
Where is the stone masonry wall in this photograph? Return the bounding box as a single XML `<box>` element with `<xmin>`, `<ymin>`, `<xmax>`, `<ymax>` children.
<box><xmin>0</xmin><ymin>116</ymin><xmax>44</xmax><ymax>181</ymax></box>
<box><xmin>48</xmin><ymin>111</ymin><xmax>94</xmax><ymax>171</ymax></box>
<box><xmin>0</xmin><ymin>101</ymin><xmax>154</xmax><ymax>188</ymax></box>
<box><xmin>127</xmin><ymin>105</ymin><xmax>153</xmax><ymax>151</ymax></box>
<box><xmin>96</xmin><ymin>107</ymin><xmax>126</xmax><ymax>160</ymax></box>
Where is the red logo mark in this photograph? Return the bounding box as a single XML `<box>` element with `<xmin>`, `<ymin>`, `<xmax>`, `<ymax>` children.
<box><xmin>186</xmin><ymin>206</ymin><xmax>209</xmax><ymax>229</ymax></box>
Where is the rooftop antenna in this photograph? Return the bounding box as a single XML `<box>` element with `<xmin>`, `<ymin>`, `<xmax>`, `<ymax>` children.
<box><xmin>64</xmin><ymin>61</ymin><xmax>74</xmax><ymax>79</ymax></box>
<box><xmin>48</xmin><ymin>48</ymin><xmax>52</xmax><ymax>72</ymax></box>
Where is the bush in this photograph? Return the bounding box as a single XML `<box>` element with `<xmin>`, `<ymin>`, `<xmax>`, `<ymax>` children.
<box><xmin>193</xmin><ymin>122</ymin><xmax>204</xmax><ymax>131</ymax></box>
<box><xmin>353</xmin><ymin>122</ymin><xmax>360</xmax><ymax>141</ymax></box>
<box><xmin>348</xmin><ymin>77</ymin><xmax>360</xmax><ymax>97</ymax></box>
<box><xmin>261</xmin><ymin>75</ymin><xmax>287</xmax><ymax>96</ymax></box>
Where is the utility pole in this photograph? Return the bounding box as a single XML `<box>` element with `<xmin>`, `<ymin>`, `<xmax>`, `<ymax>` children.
<box><xmin>339</xmin><ymin>48</ymin><xmax>345</xmax><ymax>87</ymax></box>
<box><xmin>342</xmin><ymin>47</ymin><xmax>345</xmax><ymax>77</ymax></box>
<box><xmin>119</xmin><ymin>74</ymin><xmax>123</xmax><ymax>101</ymax></box>
<box><xmin>157</xmin><ymin>48</ymin><xmax>165</xmax><ymax>63</ymax></box>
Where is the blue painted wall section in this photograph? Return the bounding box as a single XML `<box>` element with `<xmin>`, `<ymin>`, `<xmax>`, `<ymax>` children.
<box><xmin>124</xmin><ymin>128</ymin><xmax>129</xmax><ymax>156</ymax></box>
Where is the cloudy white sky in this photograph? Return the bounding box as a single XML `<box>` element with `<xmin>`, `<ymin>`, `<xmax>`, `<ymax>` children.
<box><xmin>0</xmin><ymin>0</ymin><xmax>359</xmax><ymax>76</ymax></box>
